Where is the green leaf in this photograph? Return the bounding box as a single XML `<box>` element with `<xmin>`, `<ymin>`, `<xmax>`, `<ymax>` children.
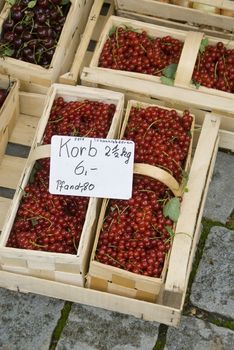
<box><xmin>61</xmin><ymin>0</ymin><xmax>70</xmax><ymax>4</ymax></box>
<box><xmin>162</xmin><ymin>63</ymin><xmax>178</xmax><ymax>79</ymax></box>
<box><xmin>181</xmin><ymin>169</ymin><xmax>189</xmax><ymax>189</ymax></box>
<box><xmin>199</xmin><ymin>37</ymin><xmax>209</xmax><ymax>53</ymax></box>
<box><xmin>135</xmin><ymin>103</ymin><xmax>142</xmax><ymax>110</ymax></box>
<box><xmin>163</xmin><ymin>197</ymin><xmax>181</xmax><ymax>222</ymax></box>
<box><xmin>166</xmin><ymin>226</ymin><xmax>175</xmax><ymax>238</ymax></box>
<box><xmin>160</xmin><ymin>76</ymin><xmax>174</xmax><ymax>86</ymax></box>
<box><xmin>29</xmin><ymin>163</ymin><xmax>41</xmax><ymax>183</ymax></box>
<box><xmin>3</xmin><ymin>47</ymin><xmax>14</xmax><ymax>57</ymax></box>
<box><xmin>123</xmin><ymin>25</ymin><xmax>139</xmax><ymax>33</ymax></box>
<box><xmin>30</xmin><ymin>218</ymin><xmax>38</xmax><ymax>227</ymax></box>
<box><xmin>182</xmin><ymin>169</ymin><xmax>189</xmax><ymax>180</ymax></box>
<box><xmin>109</xmin><ymin>26</ymin><xmax>117</xmax><ymax>37</ymax></box>
<box><xmin>27</xmin><ymin>0</ymin><xmax>37</xmax><ymax>8</ymax></box>
<box><xmin>19</xmin><ymin>186</ymin><xmax>27</xmax><ymax>197</ymax></box>
<box><xmin>192</xmin><ymin>79</ymin><xmax>201</xmax><ymax>89</ymax></box>
<box><xmin>6</xmin><ymin>0</ymin><xmax>16</xmax><ymax>6</ymax></box>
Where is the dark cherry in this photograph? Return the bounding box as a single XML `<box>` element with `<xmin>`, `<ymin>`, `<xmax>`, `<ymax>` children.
<box><xmin>13</xmin><ymin>37</ymin><xmax>23</xmax><ymax>48</ymax></box>
<box><xmin>37</xmin><ymin>27</ymin><xmax>49</xmax><ymax>39</ymax></box>
<box><xmin>22</xmin><ymin>31</ymin><xmax>33</xmax><ymax>42</ymax></box>
<box><xmin>3</xmin><ymin>19</ymin><xmax>15</xmax><ymax>32</ymax></box>
<box><xmin>14</xmin><ymin>23</ymin><xmax>24</xmax><ymax>34</ymax></box>
<box><xmin>46</xmin><ymin>48</ymin><xmax>55</xmax><ymax>60</ymax></box>
<box><xmin>43</xmin><ymin>37</ymin><xmax>55</xmax><ymax>49</ymax></box>
<box><xmin>3</xmin><ymin>32</ymin><xmax>15</xmax><ymax>43</ymax></box>
<box><xmin>36</xmin><ymin>13</ymin><xmax>47</xmax><ymax>24</ymax></box>
<box><xmin>37</xmin><ymin>0</ymin><xmax>49</xmax><ymax>8</ymax></box>
<box><xmin>0</xmin><ymin>0</ymin><xmax>70</xmax><ymax>66</ymax></box>
<box><xmin>51</xmin><ymin>0</ymin><xmax>62</xmax><ymax>4</ymax></box>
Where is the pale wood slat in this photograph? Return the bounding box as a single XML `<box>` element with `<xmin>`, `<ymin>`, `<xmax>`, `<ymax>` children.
<box><xmin>9</xmin><ymin>114</ymin><xmax>39</xmax><ymax>147</ymax></box>
<box><xmin>0</xmin><ymin>155</ymin><xmax>26</xmax><ymax>189</ymax></box>
<box><xmin>165</xmin><ymin>113</ymin><xmax>221</xmax><ymax>293</ymax></box>
<box><xmin>0</xmin><ymin>197</ymin><xmax>11</xmax><ymax>231</ymax></box>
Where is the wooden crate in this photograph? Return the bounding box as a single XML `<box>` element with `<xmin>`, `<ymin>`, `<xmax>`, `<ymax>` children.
<box><xmin>87</xmin><ymin>101</ymin><xmax>195</xmax><ymax>302</ymax></box>
<box><xmin>0</xmin><ymin>110</ymin><xmax>221</xmax><ymax>326</ymax></box>
<box><xmin>115</xmin><ymin>0</ymin><xmax>234</xmax><ymax>31</ymax></box>
<box><xmin>85</xmin><ymin>15</ymin><xmax>234</xmax><ymax>101</ymax></box>
<box><xmin>0</xmin><ymin>74</ymin><xmax>19</xmax><ymax>162</ymax></box>
<box><xmin>0</xmin><ymin>80</ymin><xmax>231</xmax><ymax>326</ymax></box>
<box><xmin>0</xmin><ymin>90</ymin><xmax>46</xmax><ymax>232</ymax></box>
<box><xmin>89</xmin><ymin>15</ymin><xmax>199</xmax><ymax>82</ymax></box>
<box><xmin>0</xmin><ymin>0</ymin><xmax>94</xmax><ymax>93</ymax></box>
<box><xmin>0</xmin><ymin>84</ymin><xmax>124</xmax><ymax>287</ymax></box>
<box><xmin>58</xmin><ymin>0</ymin><xmax>234</xmax><ymax>117</ymax></box>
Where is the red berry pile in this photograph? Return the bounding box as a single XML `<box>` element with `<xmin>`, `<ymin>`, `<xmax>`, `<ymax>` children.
<box><xmin>7</xmin><ymin>97</ymin><xmax>116</xmax><ymax>253</ymax></box>
<box><xmin>123</xmin><ymin>106</ymin><xmax>193</xmax><ymax>181</ymax></box>
<box><xmin>96</xmin><ymin>175</ymin><xmax>173</xmax><ymax>277</ymax></box>
<box><xmin>0</xmin><ymin>88</ymin><xmax>8</xmax><ymax>109</ymax></box>
<box><xmin>192</xmin><ymin>41</ymin><xmax>234</xmax><ymax>93</ymax></box>
<box><xmin>99</xmin><ymin>26</ymin><xmax>183</xmax><ymax>75</ymax></box>
<box><xmin>0</xmin><ymin>0</ymin><xmax>71</xmax><ymax>67</ymax></box>
<box><xmin>95</xmin><ymin>105</ymin><xmax>193</xmax><ymax>278</ymax></box>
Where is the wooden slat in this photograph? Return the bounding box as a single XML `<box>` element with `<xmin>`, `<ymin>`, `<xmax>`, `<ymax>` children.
<box><xmin>0</xmin><ymin>270</ymin><xmax>181</xmax><ymax>325</ymax></box>
<box><xmin>92</xmin><ymin>2</ymin><xmax>115</xmax><ymax>41</ymax></box>
<box><xmin>59</xmin><ymin>0</ymin><xmax>109</xmax><ymax>85</ymax></box>
<box><xmin>9</xmin><ymin>114</ymin><xmax>39</xmax><ymax>147</ymax></box>
<box><xmin>81</xmin><ymin>67</ymin><xmax>234</xmax><ymax>115</ymax></box>
<box><xmin>218</xmin><ymin>129</ymin><xmax>234</xmax><ymax>151</ymax></box>
<box><xmin>0</xmin><ymin>155</ymin><xmax>26</xmax><ymax>189</ymax></box>
<box><xmin>0</xmin><ymin>197</ymin><xmax>11</xmax><ymax>231</ymax></box>
<box><xmin>117</xmin><ymin>10</ymin><xmax>233</xmax><ymax>40</ymax></box>
<box><xmin>19</xmin><ymin>92</ymin><xmax>46</xmax><ymax>117</ymax></box>
<box><xmin>0</xmin><ymin>76</ymin><xmax>19</xmax><ymax>160</ymax></box>
<box><xmin>191</xmin><ymin>0</ymin><xmax>234</xmax><ymax>10</ymax></box>
<box><xmin>174</xmin><ymin>31</ymin><xmax>203</xmax><ymax>88</ymax></box>
<box><xmin>165</xmin><ymin>113</ymin><xmax>221</xmax><ymax>293</ymax></box>
<box><xmin>180</xmin><ymin>136</ymin><xmax>220</xmax><ymax>307</ymax></box>
<box><xmin>115</xmin><ymin>0</ymin><xmax>234</xmax><ymax>30</ymax></box>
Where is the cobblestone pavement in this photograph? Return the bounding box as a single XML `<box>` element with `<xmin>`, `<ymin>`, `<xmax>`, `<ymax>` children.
<box><xmin>0</xmin><ymin>150</ymin><xmax>233</xmax><ymax>350</ymax></box>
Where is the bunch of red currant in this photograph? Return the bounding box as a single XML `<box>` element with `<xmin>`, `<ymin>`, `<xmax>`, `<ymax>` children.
<box><xmin>7</xmin><ymin>96</ymin><xmax>116</xmax><ymax>253</ymax></box>
<box><xmin>95</xmin><ymin>105</ymin><xmax>193</xmax><ymax>278</ymax></box>
<box><xmin>99</xmin><ymin>26</ymin><xmax>183</xmax><ymax>76</ymax></box>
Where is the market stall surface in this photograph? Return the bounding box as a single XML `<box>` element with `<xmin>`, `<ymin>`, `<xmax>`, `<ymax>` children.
<box><xmin>0</xmin><ymin>150</ymin><xmax>233</xmax><ymax>350</ymax></box>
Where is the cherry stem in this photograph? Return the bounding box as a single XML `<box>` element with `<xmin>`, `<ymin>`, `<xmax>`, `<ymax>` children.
<box><xmin>48</xmin><ymin>115</ymin><xmax>64</xmax><ymax>123</ymax></box>
<box><xmin>73</xmin><ymin>237</ymin><xmax>78</xmax><ymax>252</ymax></box>
<box><xmin>25</xmin><ymin>208</ymin><xmax>53</xmax><ymax>228</ymax></box>
<box><xmin>104</xmin><ymin>253</ymin><xmax>126</xmax><ymax>269</ymax></box>
<box><xmin>29</xmin><ymin>240</ymin><xmax>46</xmax><ymax>248</ymax></box>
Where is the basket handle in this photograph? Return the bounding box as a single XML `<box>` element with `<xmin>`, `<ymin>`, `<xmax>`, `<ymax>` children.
<box><xmin>174</xmin><ymin>31</ymin><xmax>204</xmax><ymax>88</ymax></box>
<box><xmin>134</xmin><ymin>163</ymin><xmax>183</xmax><ymax>197</ymax></box>
<box><xmin>28</xmin><ymin>147</ymin><xmax>184</xmax><ymax>196</ymax></box>
<box><xmin>28</xmin><ymin>144</ymin><xmax>51</xmax><ymax>163</ymax></box>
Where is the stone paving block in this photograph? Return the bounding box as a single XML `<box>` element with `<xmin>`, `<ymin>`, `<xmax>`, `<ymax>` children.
<box><xmin>0</xmin><ymin>287</ymin><xmax>65</xmax><ymax>350</ymax></box>
<box><xmin>57</xmin><ymin>304</ymin><xmax>159</xmax><ymax>350</ymax></box>
<box><xmin>190</xmin><ymin>226</ymin><xmax>234</xmax><ymax>319</ymax></box>
<box><xmin>203</xmin><ymin>151</ymin><xmax>234</xmax><ymax>223</ymax></box>
<box><xmin>165</xmin><ymin>316</ymin><xmax>234</xmax><ymax>350</ymax></box>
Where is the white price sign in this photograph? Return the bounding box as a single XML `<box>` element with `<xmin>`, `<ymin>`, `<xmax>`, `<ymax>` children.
<box><xmin>49</xmin><ymin>136</ymin><xmax>135</xmax><ymax>199</ymax></box>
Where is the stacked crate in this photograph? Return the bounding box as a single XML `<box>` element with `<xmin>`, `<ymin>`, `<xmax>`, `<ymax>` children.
<box><xmin>0</xmin><ymin>0</ymin><xmax>233</xmax><ymax>327</ymax></box>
